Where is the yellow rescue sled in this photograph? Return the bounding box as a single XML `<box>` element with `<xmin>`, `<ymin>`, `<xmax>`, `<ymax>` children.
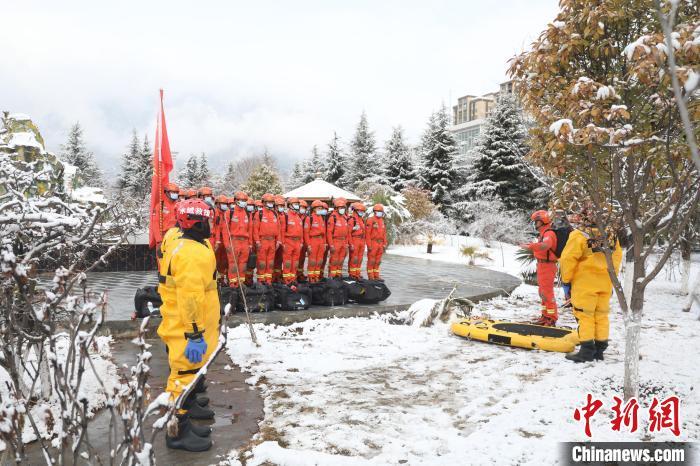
<box><xmin>451</xmin><ymin>318</ymin><xmax>579</xmax><ymax>353</ymax></box>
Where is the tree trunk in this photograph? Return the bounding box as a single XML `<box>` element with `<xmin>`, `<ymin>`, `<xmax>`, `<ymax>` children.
<box><xmin>427</xmin><ymin>242</ymin><xmax>433</xmax><ymax>254</ymax></box>
<box><xmin>683</xmin><ymin>273</ymin><xmax>700</xmax><ymax>313</ymax></box>
<box><xmin>622</xmin><ymin>258</ymin><xmax>635</xmax><ymax>309</ymax></box>
<box><xmin>680</xmin><ymin>236</ymin><xmax>691</xmax><ymax>295</ymax></box>
<box><xmin>623</xmin><ymin>309</ymin><xmax>642</xmax><ymax>400</ymax></box>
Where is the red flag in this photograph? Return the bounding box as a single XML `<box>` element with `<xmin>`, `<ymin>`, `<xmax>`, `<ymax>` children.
<box><xmin>148</xmin><ymin>89</ymin><xmax>174</xmax><ymax>249</ymax></box>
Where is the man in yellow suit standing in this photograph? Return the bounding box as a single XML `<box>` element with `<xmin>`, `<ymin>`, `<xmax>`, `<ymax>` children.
<box><xmin>157</xmin><ymin>198</ymin><xmax>220</xmax><ymax>451</ymax></box>
<box><xmin>560</xmin><ymin>209</ymin><xmax>622</xmax><ymax>363</ymax></box>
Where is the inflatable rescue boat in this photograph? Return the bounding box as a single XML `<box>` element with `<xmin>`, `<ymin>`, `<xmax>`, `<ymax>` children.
<box><xmin>451</xmin><ymin>318</ymin><xmax>579</xmax><ymax>353</ymax></box>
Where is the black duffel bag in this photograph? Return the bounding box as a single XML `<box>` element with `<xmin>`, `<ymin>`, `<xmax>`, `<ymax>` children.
<box><xmin>343</xmin><ymin>279</ymin><xmax>391</xmax><ymax>304</ymax></box>
<box><xmin>309</xmin><ymin>278</ymin><xmax>348</xmax><ymax>306</ymax></box>
<box><xmin>272</xmin><ymin>283</ymin><xmax>312</xmax><ymax>311</ymax></box>
<box><xmin>133</xmin><ymin>286</ymin><xmax>162</xmax><ymax>318</ymax></box>
<box><xmin>219</xmin><ymin>286</ymin><xmax>239</xmax><ymax>314</ymax></box>
<box><xmin>238</xmin><ymin>283</ymin><xmax>275</xmax><ymax>312</ymax></box>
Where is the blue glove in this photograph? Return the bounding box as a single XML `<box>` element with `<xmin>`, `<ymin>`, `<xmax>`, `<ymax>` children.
<box><xmin>184</xmin><ymin>338</ymin><xmax>207</xmax><ymax>364</ymax></box>
<box><xmin>562</xmin><ymin>283</ymin><xmax>572</xmax><ymax>299</ymax></box>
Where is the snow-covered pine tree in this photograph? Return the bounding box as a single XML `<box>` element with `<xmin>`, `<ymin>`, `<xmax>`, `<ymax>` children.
<box><xmin>241</xmin><ymin>164</ymin><xmax>283</xmax><ymax>199</ymax></box>
<box><xmin>180</xmin><ymin>154</ymin><xmax>200</xmax><ymax>188</ymax></box>
<box><xmin>325</xmin><ymin>132</ymin><xmax>346</xmax><ymax>186</ymax></box>
<box><xmin>60</xmin><ymin>122</ymin><xmax>103</xmax><ymax>188</ymax></box>
<box><xmin>419</xmin><ymin>106</ymin><xmax>458</xmax><ymax>212</ymax></box>
<box><xmin>345</xmin><ymin>112</ymin><xmax>377</xmax><ymax>189</ymax></box>
<box><xmin>461</xmin><ymin>95</ymin><xmax>547</xmax><ymax>212</ymax></box>
<box><xmin>198</xmin><ymin>153</ymin><xmax>211</xmax><ymax>186</ymax></box>
<box><xmin>118</xmin><ymin>130</ymin><xmax>140</xmax><ymax>193</ymax></box>
<box><xmin>301</xmin><ymin>145</ymin><xmax>324</xmax><ymax>184</ymax></box>
<box><xmin>286</xmin><ymin>161</ymin><xmax>306</xmax><ymax>191</ymax></box>
<box><xmin>384</xmin><ymin>126</ymin><xmax>415</xmax><ymax>192</ymax></box>
<box><xmin>132</xmin><ymin>134</ymin><xmax>153</xmax><ymax>198</ymax></box>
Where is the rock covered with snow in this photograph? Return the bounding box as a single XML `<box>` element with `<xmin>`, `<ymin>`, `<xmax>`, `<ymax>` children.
<box><xmin>0</xmin><ymin>112</ymin><xmax>66</xmax><ymax>197</ymax></box>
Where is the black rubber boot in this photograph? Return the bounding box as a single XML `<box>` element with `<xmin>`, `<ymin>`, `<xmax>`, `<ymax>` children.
<box><xmin>594</xmin><ymin>340</ymin><xmax>608</xmax><ymax>361</ymax></box>
<box><xmin>166</xmin><ymin>420</ymin><xmax>212</xmax><ymax>452</ymax></box>
<box><xmin>196</xmin><ymin>393</ymin><xmax>210</xmax><ymax>407</ymax></box>
<box><xmin>193</xmin><ymin>377</ymin><xmax>208</xmax><ymax>394</ymax></box>
<box><xmin>566</xmin><ymin>340</ymin><xmax>596</xmax><ymax>363</ymax></box>
<box><xmin>177</xmin><ymin>413</ymin><xmax>212</xmax><ymax>437</ymax></box>
<box><xmin>184</xmin><ymin>394</ymin><xmax>215</xmax><ymax>420</ymax></box>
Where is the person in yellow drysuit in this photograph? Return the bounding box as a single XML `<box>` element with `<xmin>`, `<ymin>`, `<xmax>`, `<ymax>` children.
<box><xmin>560</xmin><ymin>211</ymin><xmax>622</xmax><ymax>363</ymax></box>
<box><xmin>157</xmin><ymin>198</ymin><xmax>220</xmax><ymax>451</ymax></box>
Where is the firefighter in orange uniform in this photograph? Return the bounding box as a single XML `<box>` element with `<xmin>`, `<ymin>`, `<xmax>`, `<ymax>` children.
<box><xmin>281</xmin><ymin>198</ymin><xmax>304</xmax><ymax>284</ymax></box>
<box><xmin>253</xmin><ymin>193</ymin><xmax>280</xmax><ymax>284</ymax></box>
<box><xmin>227</xmin><ymin>191</ymin><xmax>252</xmax><ymax>287</ymax></box>
<box><xmin>319</xmin><ymin>201</ymin><xmax>330</xmax><ymax>279</ymax></box>
<box><xmin>272</xmin><ymin>195</ymin><xmax>286</xmax><ymax>283</ymax></box>
<box><xmin>162</xmin><ymin>183</ymin><xmax>180</xmax><ymax>234</ymax></box>
<box><xmin>365</xmin><ymin>204</ymin><xmax>387</xmax><ymax>280</ymax></box>
<box><xmin>519</xmin><ymin>210</ymin><xmax>559</xmax><ymax>326</ymax></box>
<box><xmin>243</xmin><ymin>199</ymin><xmax>257</xmax><ymax>286</ymax></box>
<box><xmin>304</xmin><ymin>200</ymin><xmax>327</xmax><ymax>282</ymax></box>
<box><xmin>326</xmin><ymin>198</ymin><xmax>349</xmax><ymax>278</ymax></box>
<box><xmin>212</xmin><ymin>195</ymin><xmax>231</xmax><ymax>281</ymax></box>
<box><xmin>347</xmin><ymin>202</ymin><xmax>367</xmax><ymax>280</ymax></box>
<box><xmin>297</xmin><ymin>200</ymin><xmax>309</xmax><ymax>282</ymax></box>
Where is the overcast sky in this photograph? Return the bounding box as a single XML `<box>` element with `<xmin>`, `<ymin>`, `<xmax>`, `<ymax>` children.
<box><xmin>1</xmin><ymin>0</ymin><xmax>559</xmax><ymax>176</ymax></box>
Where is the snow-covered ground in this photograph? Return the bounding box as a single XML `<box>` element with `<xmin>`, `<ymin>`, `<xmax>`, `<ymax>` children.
<box><xmin>0</xmin><ymin>335</ymin><xmax>118</xmax><ymax>451</ymax></box>
<box><xmin>224</xmin><ymin>238</ymin><xmax>700</xmax><ymax>465</ymax></box>
<box><xmin>387</xmin><ymin>234</ymin><xmax>525</xmax><ymax>277</ymax></box>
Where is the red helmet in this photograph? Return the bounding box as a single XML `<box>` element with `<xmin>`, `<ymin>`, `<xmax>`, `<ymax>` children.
<box><xmin>288</xmin><ymin>197</ymin><xmax>300</xmax><ymax>204</ymax></box>
<box><xmin>255</xmin><ymin>199</ymin><xmax>263</xmax><ymax>207</ymax></box>
<box><xmin>262</xmin><ymin>193</ymin><xmax>275</xmax><ymax>203</ymax></box>
<box><xmin>321</xmin><ymin>201</ymin><xmax>329</xmax><ymax>209</ymax></box>
<box><xmin>311</xmin><ymin>200</ymin><xmax>324</xmax><ymax>208</ymax></box>
<box><xmin>198</xmin><ymin>187</ymin><xmax>213</xmax><ymax>197</ymax></box>
<box><xmin>186</xmin><ymin>189</ymin><xmax>197</xmax><ymax>198</ymax></box>
<box><xmin>352</xmin><ymin>202</ymin><xmax>367</xmax><ymax>211</ymax></box>
<box><xmin>274</xmin><ymin>195</ymin><xmax>285</xmax><ymax>206</ymax></box>
<box><xmin>299</xmin><ymin>200</ymin><xmax>308</xmax><ymax>208</ymax></box>
<box><xmin>176</xmin><ymin>199</ymin><xmax>213</xmax><ymax>230</ymax></box>
<box><xmin>178</xmin><ymin>189</ymin><xmax>186</xmax><ymax>198</ymax></box>
<box><xmin>165</xmin><ymin>182</ymin><xmax>179</xmax><ymax>193</ymax></box>
<box><xmin>215</xmin><ymin>194</ymin><xmax>228</xmax><ymax>204</ymax></box>
<box><xmin>234</xmin><ymin>191</ymin><xmax>248</xmax><ymax>201</ymax></box>
<box><xmin>373</xmin><ymin>204</ymin><xmax>384</xmax><ymax>212</ymax></box>
<box><xmin>531</xmin><ymin>210</ymin><xmax>551</xmax><ymax>224</ymax></box>
<box><xmin>333</xmin><ymin>198</ymin><xmax>347</xmax><ymax>208</ymax></box>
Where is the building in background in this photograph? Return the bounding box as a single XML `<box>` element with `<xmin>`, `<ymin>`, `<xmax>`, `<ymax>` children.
<box><xmin>450</xmin><ymin>80</ymin><xmax>515</xmax><ymax>159</ymax></box>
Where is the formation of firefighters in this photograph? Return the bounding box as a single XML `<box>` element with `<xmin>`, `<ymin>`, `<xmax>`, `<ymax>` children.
<box><xmin>158</xmin><ymin>183</ymin><xmax>388</xmax><ymax>288</ymax></box>
<box><xmin>155</xmin><ymin>183</ymin><xmax>388</xmax><ymax>452</ymax></box>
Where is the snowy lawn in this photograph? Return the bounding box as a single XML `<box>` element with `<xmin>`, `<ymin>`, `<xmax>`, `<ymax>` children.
<box><xmin>0</xmin><ymin>335</ymin><xmax>118</xmax><ymax>451</ymax></box>
<box><xmin>224</xmin><ymin>254</ymin><xmax>700</xmax><ymax>465</ymax></box>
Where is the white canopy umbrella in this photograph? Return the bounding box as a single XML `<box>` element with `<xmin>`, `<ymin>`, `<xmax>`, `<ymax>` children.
<box><xmin>284</xmin><ymin>178</ymin><xmax>361</xmax><ymax>202</ymax></box>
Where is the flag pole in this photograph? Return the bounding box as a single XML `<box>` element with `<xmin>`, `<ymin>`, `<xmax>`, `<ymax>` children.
<box><xmin>157</xmin><ymin>89</ymin><xmax>164</xmax><ymax>238</ymax></box>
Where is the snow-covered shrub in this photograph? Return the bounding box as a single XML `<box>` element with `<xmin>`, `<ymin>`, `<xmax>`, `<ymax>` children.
<box><xmin>0</xmin><ymin>113</ymin><xmax>156</xmax><ymax>463</ymax></box>
<box><xmin>395</xmin><ymin>210</ymin><xmax>455</xmax><ymax>245</ymax></box>
<box><xmin>355</xmin><ymin>181</ymin><xmax>411</xmax><ymax>245</ymax></box>
<box><xmin>455</xmin><ymin>196</ymin><xmax>530</xmax><ymax>246</ymax></box>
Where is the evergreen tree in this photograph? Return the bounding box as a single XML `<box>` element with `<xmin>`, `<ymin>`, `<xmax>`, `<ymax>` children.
<box><xmin>118</xmin><ymin>130</ymin><xmax>140</xmax><ymax>192</ymax></box>
<box><xmin>344</xmin><ymin>112</ymin><xmax>377</xmax><ymax>189</ymax></box>
<box><xmin>287</xmin><ymin>161</ymin><xmax>306</xmax><ymax>191</ymax></box>
<box><xmin>325</xmin><ymin>132</ymin><xmax>346</xmax><ymax>186</ymax></box>
<box><xmin>133</xmin><ymin>134</ymin><xmax>153</xmax><ymax>198</ymax></box>
<box><xmin>301</xmin><ymin>145</ymin><xmax>324</xmax><ymax>184</ymax></box>
<box><xmin>198</xmin><ymin>153</ymin><xmax>210</xmax><ymax>186</ymax></box>
<box><xmin>179</xmin><ymin>154</ymin><xmax>200</xmax><ymax>188</ymax></box>
<box><xmin>459</xmin><ymin>96</ymin><xmax>546</xmax><ymax>212</ymax></box>
<box><xmin>419</xmin><ymin>106</ymin><xmax>457</xmax><ymax>212</ymax></box>
<box><xmin>220</xmin><ymin>161</ymin><xmax>237</xmax><ymax>192</ymax></box>
<box><xmin>383</xmin><ymin>126</ymin><xmax>415</xmax><ymax>192</ymax></box>
<box><xmin>60</xmin><ymin>122</ymin><xmax>103</xmax><ymax>188</ymax></box>
<box><xmin>241</xmin><ymin>164</ymin><xmax>283</xmax><ymax>199</ymax></box>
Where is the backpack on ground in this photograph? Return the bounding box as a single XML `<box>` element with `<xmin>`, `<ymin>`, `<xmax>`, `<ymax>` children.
<box><xmin>309</xmin><ymin>278</ymin><xmax>348</xmax><ymax>306</ymax></box>
<box><xmin>238</xmin><ymin>283</ymin><xmax>275</xmax><ymax>312</ymax></box>
<box><xmin>272</xmin><ymin>283</ymin><xmax>312</xmax><ymax>311</ymax></box>
<box><xmin>343</xmin><ymin>278</ymin><xmax>391</xmax><ymax>304</ymax></box>
<box><xmin>133</xmin><ymin>286</ymin><xmax>162</xmax><ymax>318</ymax></box>
<box><xmin>219</xmin><ymin>285</ymin><xmax>239</xmax><ymax>314</ymax></box>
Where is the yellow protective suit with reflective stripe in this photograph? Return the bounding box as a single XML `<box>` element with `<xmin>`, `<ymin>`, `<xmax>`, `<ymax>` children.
<box><xmin>157</xmin><ymin>232</ymin><xmax>220</xmax><ymax>399</ymax></box>
<box><xmin>559</xmin><ymin>228</ymin><xmax>622</xmax><ymax>341</ymax></box>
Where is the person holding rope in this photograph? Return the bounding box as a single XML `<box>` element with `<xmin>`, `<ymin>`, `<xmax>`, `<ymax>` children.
<box><xmin>157</xmin><ymin>198</ymin><xmax>220</xmax><ymax>452</ymax></box>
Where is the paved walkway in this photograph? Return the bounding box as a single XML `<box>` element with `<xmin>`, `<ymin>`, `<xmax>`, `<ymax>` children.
<box><xmin>71</xmin><ymin>254</ymin><xmax>520</xmax><ymax>322</ymax></box>
<box><xmin>23</xmin><ymin>340</ymin><xmax>263</xmax><ymax>465</ymax></box>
